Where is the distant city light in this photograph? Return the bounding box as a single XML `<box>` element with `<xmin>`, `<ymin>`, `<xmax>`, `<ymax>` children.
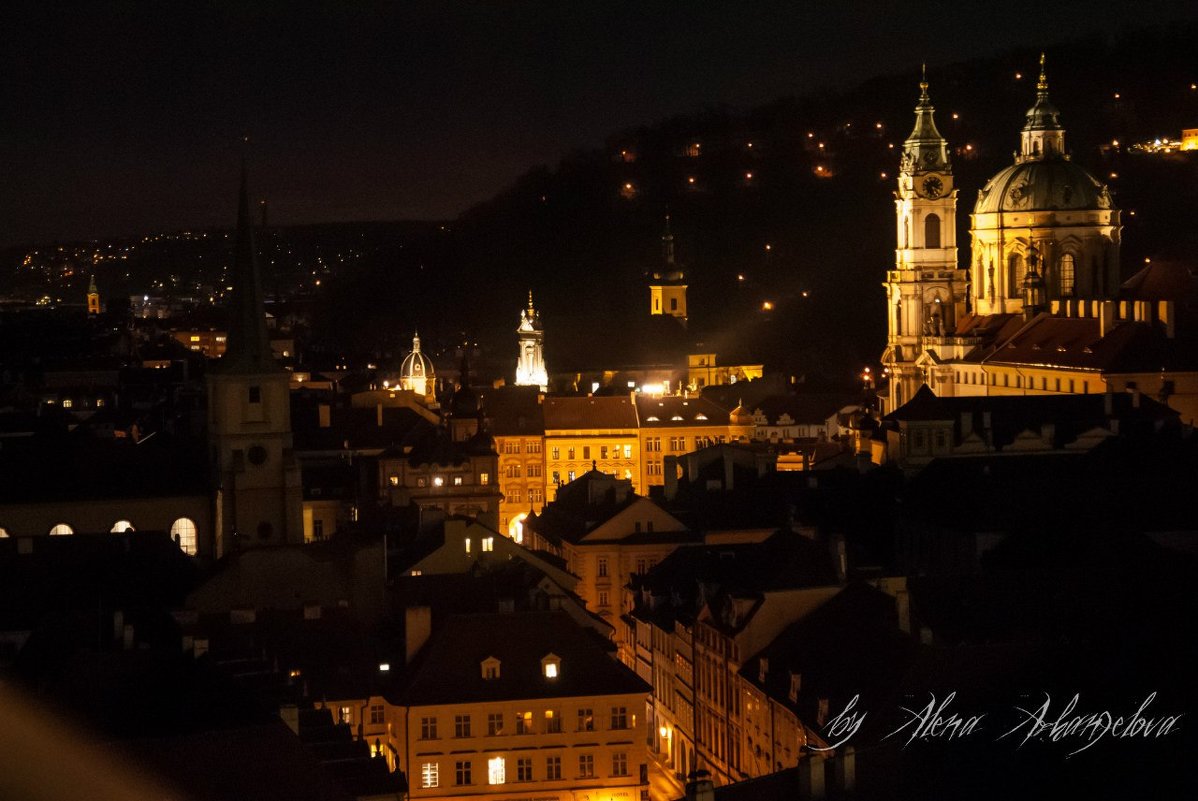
<box><xmin>1015</xmin><ymin>72</ymin><xmax>1023</xmax><ymax>80</ymax></box>
<box><xmin>880</xmin><ymin>172</ymin><xmax>888</xmax><ymax>179</ymax></box>
<box><xmin>764</xmin><ymin>243</ymin><xmax>772</xmax><ymax>251</ymax></box>
<box><xmin>951</xmin><ymin>112</ymin><xmax>959</xmax><ymax>120</ymax></box>
<box><xmin>379</xmin><ymin>663</ymin><xmax>391</xmax><ymax>672</ymax></box>
<box><xmin>761</xmin><ymin>301</ymin><xmax>774</xmax><ymax>311</ymax></box>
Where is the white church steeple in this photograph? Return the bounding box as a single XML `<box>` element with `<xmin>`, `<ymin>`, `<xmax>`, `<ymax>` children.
<box><xmin>515</xmin><ymin>291</ymin><xmax>548</xmax><ymax>390</ymax></box>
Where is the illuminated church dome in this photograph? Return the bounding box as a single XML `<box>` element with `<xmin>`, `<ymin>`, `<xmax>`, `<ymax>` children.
<box><xmin>968</xmin><ymin>54</ymin><xmax>1121</xmax><ymax>316</ymax></box>
<box><xmin>399</xmin><ymin>332</ymin><xmax>435</xmax><ymax>398</ymax></box>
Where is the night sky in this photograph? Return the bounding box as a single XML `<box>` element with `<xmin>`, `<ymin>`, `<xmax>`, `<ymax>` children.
<box><xmin>3</xmin><ymin>1</ymin><xmax>1196</xmax><ymax>246</ymax></box>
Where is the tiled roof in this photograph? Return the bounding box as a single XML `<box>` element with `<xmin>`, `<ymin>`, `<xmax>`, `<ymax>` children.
<box><xmin>544</xmin><ymin>396</ymin><xmax>638</xmax><ymax>430</ymax></box>
<box><xmin>393</xmin><ymin>611</ymin><xmax>649</xmax><ymax>705</ymax></box>
<box><xmin>636</xmin><ymin>395</ymin><xmax>729</xmax><ymax>427</ymax></box>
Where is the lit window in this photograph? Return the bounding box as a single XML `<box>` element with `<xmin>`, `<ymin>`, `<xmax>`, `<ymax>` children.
<box><xmin>388</xmin><ymin>474</ymin><xmax>399</xmax><ymax>486</ymax></box>
<box><xmin>421</xmin><ymin>762</ymin><xmax>439</xmax><ymax>789</ymax></box>
<box><xmin>190</xmin><ymin>335</ymin><xmax>201</xmax><ymax>342</ymax></box>
<box><xmin>338</xmin><ymin>706</ymin><xmax>352</xmax><ymax>724</ymax></box>
<box><xmin>453</xmin><ymin>475</ymin><xmax>463</xmax><ymax>486</ymax></box>
<box><xmin>0</xmin><ymin>528</ymin><xmax>8</xmax><ymax>538</ymax></box>
<box><xmin>433</xmin><ymin>476</ymin><xmax>444</xmax><ymax>487</ymax></box>
<box><xmin>479</xmin><ymin>472</ymin><xmax>490</xmax><ymax>485</ymax></box>
<box><xmin>542</xmin><ymin>654</ymin><xmax>561</xmax><ymax>678</ymax></box>
<box><xmin>488</xmin><ymin>756</ymin><xmax>506</xmax><ymax>785</ymax></box>
<box><xmin>465</xmin><ymin>538</ymin><xmax>471</xmax><ymax>554</ymax></box>
<box><xmin>545</xmin><ymin>709</ymin><xmax>561</xmax><ymax>733</ymax></box>
<box><xmin>62</xmin><ymin>399</ymin><xmax>73</xmax><ymax>409</ymax></box>
<box><xmin>170</xmin><ymin>518</ymin><xmax>198</xmax><ymax>556</ymax></box>
<box><xmin>110</xmin><ymin>519</ymin><xmax>135</xmax><ymax>533</ymax></box>
<box><xmin>623</xmin><ymin>444</ymin><xmax>632</xmax><ymax>459</ymax></box>
<box><xmin>482</xmin><ymin>537</ymin><xmax>494</xmax><ymax>552</ymax></box>
<box><xmin>49</xmin><ymin>523</ymin><xmax>73</xmax><ymax>536</ymax></box>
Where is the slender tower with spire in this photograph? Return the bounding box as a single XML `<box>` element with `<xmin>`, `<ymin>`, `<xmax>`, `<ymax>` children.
<box><xmin>207</xmin><ymin>162</ymin><xmax>303</xmax><ymax>554</ymax></box>
<box><xmin>515</xmin><ymin>291</ymin><xmax>548</xmax><ymax>390</ymax></box>
<box><xmin>880</xmin><ymin>66</ymin><xmax>968</xmax><ymax>413</ymax></box>
<box><xmin>86</xmin><ymin>273</ymin><xmax>101</xmax><ymax>316</ymax></box>
<box><xmin>648</xmin><ymin>214</ymin><xmax>688</xmax><ymax>325</ymax></box>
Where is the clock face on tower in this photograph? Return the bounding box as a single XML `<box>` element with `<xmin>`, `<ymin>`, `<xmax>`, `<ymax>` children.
<box><xmin>921</xmin><ymin>175</ymin><xmax>944</xmax><ymax>199</ymax></box>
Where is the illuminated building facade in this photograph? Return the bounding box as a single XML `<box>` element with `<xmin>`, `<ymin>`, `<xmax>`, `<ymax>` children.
<box><xmin>635</xmin><ymin>396</ymin><xmax>752</xmax><ymax>489</ymax></box>
<box><xmin>543</xmin><ymin>396</ymin><xmax>641</xmax><ymax>498</ymax></box>
<box><xmin>331</xmin><ymin>612</ymin><xmax>651</xmax><ymax>801</ymax></box>
<box><xmin>514</xmin><ymin>292</ymin><xmax>548</xmax><ymax>390</ymax></box>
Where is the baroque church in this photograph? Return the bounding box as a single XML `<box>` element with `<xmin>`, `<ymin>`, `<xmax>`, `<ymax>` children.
<box><xmin>881</xmin><ymin>56</ymin><xmax>1198</xmax><ymax>423</ymax></box>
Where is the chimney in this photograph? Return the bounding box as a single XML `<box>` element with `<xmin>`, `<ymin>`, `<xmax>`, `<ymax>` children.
<box><xmin>377</xmin><ymin>403</ymin><xmax>384</xmax><ymax>427</ymax></box>
<box><xmin>798</xmin><ymin>756</ymin><xmax>827</xmax><ymax>800</ymax></box>
<box><xmin>684</xmin><ymin>769</ymin><xmax>715</xmax><ymax>801</ymax></box>
<box><xmin>405</xmin><ymin>606</ymin><xmax>432</xmax><ymax>664</ymax></box>
<box><xmin>122</xmin><ymin>623</ymin><xmax>135</xmax><ymax>650</ymax></box>
<box><xmin>318</xmin><ymin>404</ymin><xmax>331</xmax><ymax>428</ymax></box>
<box><xmin>1132</xmin><ymin>387</ymin><xmax>1141</xmax><ymax>409</ymax></box>
<box><xmin>663</xmin><ymin>455</ymin><xmax>680</xmax><ymax>500</ymax></box>
<box><xmin>723</xmin><ymin>451</ymin><xmax>735</xmax><ymax>490</ymax></box>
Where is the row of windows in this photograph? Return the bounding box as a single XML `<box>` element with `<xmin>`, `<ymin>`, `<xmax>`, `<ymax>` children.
<box><xmin>2</xmin><ymin>517</ymin><xmax>199</xmax><ymax>556</ymax></box>
<box><xmin>552</xmin><ymin>468</ymin><xmax>634</xmax><ymax>485</ymax></box>
<box><xmin>503</xmin><ymin>489</ymin><xmax>544</xmax><ymax>504</ymax></box>
<box><xmin>500</xmin><ymin>441</ymin><xmax>544</xmax><ymax>455</ymax></box>
<box><xmin>420</xmin><ymin>706</ymin><xmax>630</xmax><ymax>739</ymax></box>
<box><xmin>549</xmin><ymin>444</ymin><xmax>635</xmax><ymax>461</ymax></box>
<box><xmin>388</xmin><ymin>473</ymin><xmax>490</xmax><ymax>488</ymax></box>
<box><xmin>503</xmin><ymin>463</ymin><xmax>543</xmax><ymax>478</ymax></box>
<box><xmin>419</xmin><ymin>753</ymin><xmax>628</xmax><ymax>788</ymax></box>
<box><xmin>955</xmin><ymin>371</ymin><xmax>1087</xmax><ymax>393</ymax></box>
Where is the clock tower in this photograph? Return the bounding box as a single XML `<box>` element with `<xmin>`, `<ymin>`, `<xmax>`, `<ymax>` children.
<box><xmin>207</xmin><ymin>165</ymin><xmax>303</xmax><ymax>555</ymax></box>
<box><xmin>881</xmin><ymin>68</ymin><xmax>969</xmax><ymax>413</ymax></box>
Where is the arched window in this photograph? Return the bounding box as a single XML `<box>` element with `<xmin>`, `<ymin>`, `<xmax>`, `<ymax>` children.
<box><xmin>1008</xmin><ymin>253</ymin><xmax>1023</xmax><ymax>297</ymax></box>
<box><xmin>171</xmin><ymin>518</ymin><xmax>198</xmax><ymax>556</ymax></box>
<box><xmin>1059</xmin><ymin>254</ymin><xmax>1076</xmax><ymax>297</ymax></box>
<box><xmin>49</xmin><ymin>524</ymin><xmax>73</xmax><ymax>536</ymax></box>
<box><xmin>110</xmin><ymin>520</ymin><xmax>135</xmax><ymax>533</ymax></box>
<box><xmin>924</xmin><ymin>214</ymin><xmax>941</xmax><ymax>249</ymax></box>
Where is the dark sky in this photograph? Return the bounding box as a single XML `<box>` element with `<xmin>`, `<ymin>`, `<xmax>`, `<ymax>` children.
<box><xmin>2</xmin><ymin>0</ymin><xmax>1196</xmax><ymax>246</ymax></box>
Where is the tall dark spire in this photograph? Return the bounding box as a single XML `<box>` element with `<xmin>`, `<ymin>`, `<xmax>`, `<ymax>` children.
<box><xmin>662</xmin><ymin>214</ymin><xmax>675</xmax><ymax>266</ymax></box>
<box><xmin>220</xmin><ymin>161</ymin><xmax>278</xmax><ymax>374</ymax></box>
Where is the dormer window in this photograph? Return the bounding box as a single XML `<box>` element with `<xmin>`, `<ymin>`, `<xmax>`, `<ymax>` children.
<box><xmin>482</xmin><ymin>656</ymin><xmax>501</xmax><ymax>680</ymax></box>
<box><xmin>695</xmin><ymin>413</ymin><xmax>708</xmax><ymax>421</ymax></box>
<box><xmin>541</xmin><ymin>654</ymin><xmax>561</xmax><ymax>679</ymax></box>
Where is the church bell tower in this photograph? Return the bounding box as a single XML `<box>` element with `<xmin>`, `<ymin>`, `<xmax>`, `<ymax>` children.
<box><xmin>515</xmin><ymin>291</ymin><xmax>548</xmax><ymax>390</ymax></box>
<box><xmin>207</xmin><ymin>164</ymin><xmax>303</xmax><ymax>555</ymax></box>
<box><xmin>881</xmin><ymin>68</ymin><xmax>968</xmax><ymax>413</ymax></box>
